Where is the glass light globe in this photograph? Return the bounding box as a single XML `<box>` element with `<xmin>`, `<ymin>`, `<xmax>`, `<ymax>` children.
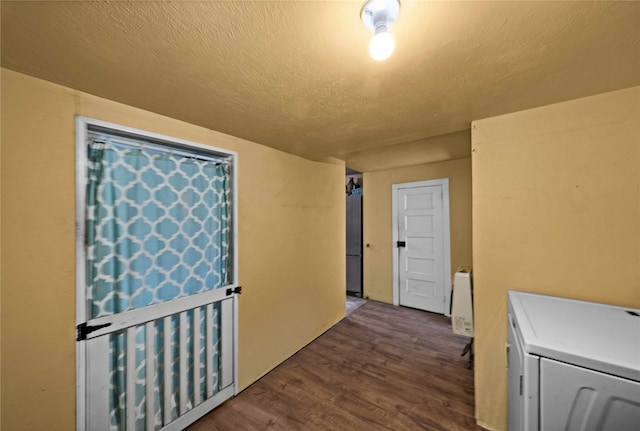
<box><xmin>369</xmin><ymin>31</ymin><xmax>395</xmax><ymax>61</ymax></box>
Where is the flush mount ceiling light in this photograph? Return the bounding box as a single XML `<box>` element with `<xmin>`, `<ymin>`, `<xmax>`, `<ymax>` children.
<box><xmin>361</xmin><ymin>0</ymin><xmax>400</xmax><ymax>61</ymax></box>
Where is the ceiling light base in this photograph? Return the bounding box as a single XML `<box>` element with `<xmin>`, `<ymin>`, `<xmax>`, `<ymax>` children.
<box><xmin>361</xmin><ymin>0</ymin><xmax>400</xmax><ymax>33</ymax></box>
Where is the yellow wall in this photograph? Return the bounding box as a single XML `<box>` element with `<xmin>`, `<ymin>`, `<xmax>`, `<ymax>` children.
<box><xmin>0</xmin><ymin>69</ymin><xmax>345</xmax><ymax>430</ymax></box>
<box><xmin>362</xmin><ymin>156</ymin><xmax>473</xmax><ymax>303</ymax></box>
<box><xmin>472</xmin><ymin>87</ymin><xmax>640</xmax><ymax>430</ymax></box>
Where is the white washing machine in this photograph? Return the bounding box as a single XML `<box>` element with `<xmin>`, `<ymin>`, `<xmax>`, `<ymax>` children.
<box><xmin>507</xmin><ymin>290</ymin><xmax>640</xmax><ymax>431</ymax></box>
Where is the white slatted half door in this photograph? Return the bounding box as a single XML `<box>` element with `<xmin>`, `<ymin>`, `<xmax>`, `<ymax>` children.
<box><xmin>82</xmin><ymin>295</ymin><xmax>236</xmax><ymax>431</ymax></box>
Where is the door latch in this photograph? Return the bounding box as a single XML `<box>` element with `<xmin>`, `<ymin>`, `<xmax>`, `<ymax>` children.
<box><xmin>76</xmin><ymin>322</ymin><xmax>112</xmax><ymax>341</ymax></box>
<box><xmin>226</xmin><ymin>286</ymin><xmax>242</xmax><ymax>296</ymax></box>
<box><xmin>396</xmin><ymin>241</ymin><xmax>406</xmax><ymax>248</ymax></box>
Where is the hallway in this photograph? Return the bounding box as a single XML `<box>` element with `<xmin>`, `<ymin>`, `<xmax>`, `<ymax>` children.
<box><xmin>188</xmin><ymin>301</ymin><xmax>483</xmax><ymax>430</ymax></box>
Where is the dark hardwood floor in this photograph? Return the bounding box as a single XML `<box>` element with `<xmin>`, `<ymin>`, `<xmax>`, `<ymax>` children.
<box><xmin>188</xmin><ymin>300</ymin><xmax>485</xmax><ymax>431</ymax></box>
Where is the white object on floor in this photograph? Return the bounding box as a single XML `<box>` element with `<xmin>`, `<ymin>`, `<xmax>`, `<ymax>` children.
<box><xmin>451</xmin><ymin>265</ymin><xmax>473</xmax><ymax>337</ymax></box>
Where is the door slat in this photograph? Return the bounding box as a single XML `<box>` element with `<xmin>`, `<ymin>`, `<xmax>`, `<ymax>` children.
<box><xmin>193</xmin><ymin>307</ymin><xmax>202</xmax><ymax>406</ymax></box>
<box><xmin>179</xmin><ymin>312</ymin><xmax>188</xmax><ymax>415</ymax></box>
<box><xmin>221</xmin><ymin>299</ymin><xmax>233</xmax><ymax>389</ymax></box>
<box><xmin>206</xmin><ymin>304</ymin><xmax>214</xmax><ymax>398</ymax></box>
<box><xmin>145</xmin><ymin>322</ymin><xmax>156</xmax><ymax>431</ymax></box>
<box><xmin>163</xmin><ymin>316</ymin><xmax>172</xmax><ymax>426</ymax></box>
<box><xmin>126</xmin><ymin>327</ymin><xmax>137</xmax><ymax>431</ymax></box>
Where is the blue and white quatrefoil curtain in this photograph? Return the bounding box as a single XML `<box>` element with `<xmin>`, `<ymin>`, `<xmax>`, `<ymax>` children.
<box><xmin>85</xmin><ymin>132</ymin><xmax>231</xmax><ymax>430</ymax></box>
<box><xmin>86</xmin><ymin>133</ymin><xmax>231</xmax><ymax>316</ymax></box>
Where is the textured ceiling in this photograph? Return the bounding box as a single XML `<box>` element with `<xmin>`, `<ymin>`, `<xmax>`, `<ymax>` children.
<box><xmin>2</xmin><ymin>1</ymin><xmax>639</xmax><ymax>161</ymax></box>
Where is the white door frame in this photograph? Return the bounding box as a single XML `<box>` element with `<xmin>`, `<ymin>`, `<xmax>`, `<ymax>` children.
<box><xmin>75</xmin><ymin>116</ymin><xmax>239</xmax><ymax>430</ymax></box>
<box><xmin>392</xmin><ymin>178</ymin><xmax>452</xmax><ymax>316</ymax></box>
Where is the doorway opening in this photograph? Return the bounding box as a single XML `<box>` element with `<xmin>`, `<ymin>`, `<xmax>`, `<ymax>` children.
<box><xmin>346</xmin><ymin>168</ymin><xmax>364</xmax><ymax>313</ymax></box>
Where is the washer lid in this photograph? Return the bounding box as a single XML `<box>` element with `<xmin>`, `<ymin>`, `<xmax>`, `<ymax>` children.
<box><xmin>508</xmin><ymin>290</ymin><xmax>640</xmax><ymax>382</ymax></box>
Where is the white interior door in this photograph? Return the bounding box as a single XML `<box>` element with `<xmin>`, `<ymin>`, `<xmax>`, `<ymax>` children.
<box><xmin>393</xmin><ymin>179</ymin><xmax>451</xmax><ymax>314</ymax></box>
<box><xmin>76</xmin><ymin>117</ymin><xmax>238</xmax><ymax>431</ymax></box>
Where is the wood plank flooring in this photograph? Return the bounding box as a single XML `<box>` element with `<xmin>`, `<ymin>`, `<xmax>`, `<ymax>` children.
<box><xmin>188</xmin><ymin>300</ymin><xmax>485</xmax><ymax>431</ymax></box>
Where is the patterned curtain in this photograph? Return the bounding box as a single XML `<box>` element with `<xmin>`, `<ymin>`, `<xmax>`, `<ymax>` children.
<box><xmin>85</xmin><ymin>133</ymin><xmax>230</xmax><ymax>430</ymax></box>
